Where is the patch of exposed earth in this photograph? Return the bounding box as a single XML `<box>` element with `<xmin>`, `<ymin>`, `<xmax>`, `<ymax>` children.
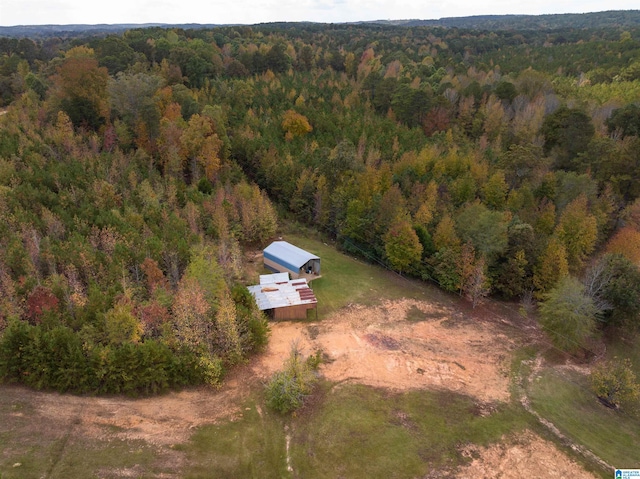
<box><xmin>2</xmin><ymin>368</ymin><xmax>254</xmax><ymax>448</ymax></box>
<box><xmin>254</xmin><ymin>299</ymin><xmax>516</xmax><ymax>402</ymax></box>
<box><xmin>456</xmin><ymin>429</ymin><xmax>600</xmax><ymax>479</ymax></box>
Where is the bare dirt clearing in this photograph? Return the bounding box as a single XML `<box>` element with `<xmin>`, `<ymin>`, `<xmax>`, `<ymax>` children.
<box><xmin>255</xmin><ymin>299</ymin><xmax>517</xmax><ymax>402</ymax></box>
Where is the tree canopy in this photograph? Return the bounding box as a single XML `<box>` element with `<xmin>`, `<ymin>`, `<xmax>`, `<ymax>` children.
<box><xmin>2</xmin><ymin>17</ymin><xmax>640</xmax><ymax>393</ymax></box>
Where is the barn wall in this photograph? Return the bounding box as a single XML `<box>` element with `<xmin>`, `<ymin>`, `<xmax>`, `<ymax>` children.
<box><xmin>273</xmin><ymin>304</ymin><xmax>315</xmax><ymax>320</ymax></box>
<box><xmin>264</xmin><ymin>257</ymin><xmax>301</xmax><ymax>279</ymax></box>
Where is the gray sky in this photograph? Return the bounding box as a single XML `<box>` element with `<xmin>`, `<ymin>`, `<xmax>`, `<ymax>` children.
<box><xmin>1</xmin><ymin>0</ymin><xmax>638</xmax><ymax>26</ymax></box>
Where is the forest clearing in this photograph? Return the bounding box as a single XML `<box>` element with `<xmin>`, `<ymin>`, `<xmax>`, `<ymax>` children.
<box><xmin>0</xmin><ymin>316</ymin><xmax>597</xmax><ymax>478</ymax></box>
<box><xmin>0</xmin><ymin>263</ymin><xmax>614</xmax><ymax>478</ymax></box>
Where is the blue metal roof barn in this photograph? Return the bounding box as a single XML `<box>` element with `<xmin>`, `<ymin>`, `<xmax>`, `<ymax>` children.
<box><xmin>263</xmin><ymin>241</ymin><xmax>321</xmax><ymax>280</ymax></box>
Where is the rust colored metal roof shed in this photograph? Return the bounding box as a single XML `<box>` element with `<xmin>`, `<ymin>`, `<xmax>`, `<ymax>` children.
<box><xmin>248</xmin><ymin>273</ymin><xmax>318</xmax><ymax>320</ymax></box>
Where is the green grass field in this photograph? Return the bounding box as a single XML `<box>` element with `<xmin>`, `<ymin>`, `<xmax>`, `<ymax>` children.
<box><xmin>180</xmin><ymin>383</ymin><xmax>534</xmax><ymax>479</ymax></box>
<box><xmin>528</xmin><ymin>367</ymin><xmax>640</xmax><ymax>469</ymax></box>
<box><xmin>290</xmin><ymin>383</ymin><xmax>535</xmax><ymax>478</ymax></box>
<box><xmin>282</xmin><ymin>230</ymin><xmax>448</xmax><ymax>317</ymax></box>
<box><xmin>180</xmin><ymin>400</ymin><xmax>289</xmax><ymax>479</ymax></box>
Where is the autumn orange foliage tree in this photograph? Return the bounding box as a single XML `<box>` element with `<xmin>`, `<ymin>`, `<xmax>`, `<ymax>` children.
<box><xmin>606</xmin><ymin>226</ymin><xmax>640</xmax><ymax>265</ymax></box>
<box><xmin>49</xmin><ymin>46</ymin><xmax>110</xmax><ymax>130</ymax></box>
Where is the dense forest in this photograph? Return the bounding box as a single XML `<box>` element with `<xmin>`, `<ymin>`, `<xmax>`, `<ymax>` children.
<box><xmin>1</xmin><ymin>14</ymin><xmax>640</xmax><ymax>394</ymax></box>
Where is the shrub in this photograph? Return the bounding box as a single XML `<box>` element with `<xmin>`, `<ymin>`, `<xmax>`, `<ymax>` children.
<box><xmin>197</xmin><ymin>354</ymin><xmax>224</xmax><ymax>387</ymax></box>
<box><xmin>538</xmin><ymin>276</ymin><xmax>597</xmax><ymax>353</ymax></box>
<box><xmin>265</xmin><ymin>343</ymin><xmax>318</xmax><ymax>414</ymax></box>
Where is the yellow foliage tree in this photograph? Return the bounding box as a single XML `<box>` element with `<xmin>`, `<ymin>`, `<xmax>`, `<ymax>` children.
<box><xmin>533</xmin><ymin>236</ymin><xmax>569</xmax><ymax>297</ymax></box>
<box><xmin>383</xmin><ymin>213</ymin><xmax>423</xmax><ymax>274</ymax></box>
<box><xmin>282</xmin><ymin>109</ymin><xmax>312</xmax><ymax>141</ymax></box>
<box><xmin>216</xmin><ymin>290</ymin><xmax>243</xmax><ymax>364</ymax></box>
<box><xmin>433</xmin><ymin>214</ymin><xmax>461</xmax><ymax>251</ymax></box>
<box><xmin>181</xmin><ymin>114</ymin><xmax>222</xmax><ymax>182</ymax></box>
<box><xmin>105</xmin><ymin>301</ymin><xmax>143</xmax><ymax>345</ymax></box>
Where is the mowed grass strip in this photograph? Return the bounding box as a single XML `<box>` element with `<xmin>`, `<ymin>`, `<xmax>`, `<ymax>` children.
<box><xmin>528</xmin><ymin>367</ymin><xmax>640</xmax><ymax>468</ymax></box>
<box><xmin>0</xmin><ymin>430</ymin><xmax>157</xmax><ymax>479</ymax></box>
<box><xmin>0</xmin><ymin>388</ymin><xmax>172</xmax><ymax>479</ymax></box>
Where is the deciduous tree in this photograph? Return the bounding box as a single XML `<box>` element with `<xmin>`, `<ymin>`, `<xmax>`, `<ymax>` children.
<box><xmin>456</xmin><ymin>202</ymin><xmax>509</xmax><ymax>262</ymax></box>
<box><xmin>555</xmin><ymin>195</ymin><xmax>598</xmax><ymax>272</ymax></box>
<box><xmin>539</xmin><ymin>276</ymin><xmax>597</xmax><ymax>354</ymax></box>
<box><xmin>140</xmin><ymin>257</ymin><xmax>168</xmax><ymax>295</ymax></box>
<box><xmin>181</xmin><ymin>113</ymin><xmax>223</xmax><ymax>183</ymax></box>
<box><xmin>105</xmin><ymin>301</ymin><xmax>143</xmax><ymax>345</ymax></box>
<box><xmin>541</xmin><ymin>106</ymin><xmax>595</xmax><ymax>170</ymax></box>
<box><xmin>50</xmin><ymin>46</ymin><xmax>110</xmax><ymax>130</ymax></box>
<box><xmin>172</xmin><ymin>276</ymin><xmax>213</xmax><ymax>351</ymax></box>
<box><xmin>215</xmin><ymin>289</ymin><xmax>243</xmax><ymax>364</ymax></box>
<box><xmin>383</xmin><ymin>213</ymin><xmax>423</xmax><ymax>274</ymax></box>
<box><xmin>25</xmin><ymin>286</ymin><xmax>59</xmax><ymax>325</ymax></box>
<box><xmin>591</xmin><ymin>358</ymin><xmax>640</xmax><ymax>410</ymax></box>
<box><xmin>482</xmin><ymin>171</ymin><xmax>508</xmax><ymax>209</ymax></box>
<box><xmin>606</xmin><ymin>227</ymin><xmax>640</xmax><ymax>265</ymax></box>
<box><xmin>585</xmin><ymin>253</ymin><xmax>640</xmax><ymax>330</ymax></box>
<box><xmin>281</xmin><ymin>109</ymin><xmax>312</xmax><ymax>141</ymax></box>
<box><xmin>433</xmin><ymin>214</ymin><xmax>460</xmax><ymax>251</ymax></box>
<box><xmin>465</xmin><ymin>255</ymin><xmax>490</xmax><ymax>308</ymax></box>
<box><xmin>533</xmin><ymin>237</ymin><xmax>569</xmax><ymax>297</ymax></box>
<box><xmin>606</xmin><ymin>104</ymin><xmax>640</xmax><ymax>139</ymax></box>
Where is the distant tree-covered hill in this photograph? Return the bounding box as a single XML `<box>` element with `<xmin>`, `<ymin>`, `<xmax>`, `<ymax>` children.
<box><xmin>379</xmin><ymin>10</ymin><xmax>640</xmax><ymax>29</ymax></box>
<box><xmin>2</xmin><ymin>10</ymin><xmax>640</xmax><ymax>38</ymax></box>
<box><xmin>0</xmin><ymin>23</ymin><xmax>224</xmax><ymax>39</ymax></box>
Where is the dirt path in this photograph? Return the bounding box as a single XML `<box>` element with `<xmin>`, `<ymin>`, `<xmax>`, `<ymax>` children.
<box><xmin>2</xmin><ymin>366</ymin><xmax>254</xmax><ymax>448</ymax></box>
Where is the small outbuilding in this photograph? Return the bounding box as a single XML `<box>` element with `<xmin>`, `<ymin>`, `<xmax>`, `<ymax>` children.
<box><xmin>263</xmin><ymin>241</ymin><xmax>321</xmax><ymax>280</ymax></box>
<box><xmin>248</xmin><ymin>273</ymin><xmax>318</xmax><ymax>320</ymax></box>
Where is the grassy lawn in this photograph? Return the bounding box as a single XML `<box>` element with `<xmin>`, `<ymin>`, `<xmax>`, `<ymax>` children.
<box><xmin>180</xmin><ymin>399</ymin><xmax>289</xmax><ymax>479</ymax></box>
<box><xmin>528</xmin><ymin>367</ymin><xmax>640</xmax><ymax>469</ymax></box>
<box><xmin>179</xmin><ymin>383</ymin><xmax>534</xmax><ymax>479</ymax></box>
<box><xmin>1</xmin><ymin>428</ymin><xmax>158</xmax><ymax>479</ymax></box>
<box><xmin>607</xmin><ymin>332</ymin><xmax>640</xmax><ymax>373</ymax></box>
<box><xmin>281</xmin><ymin>230</ymin><xmax>446</xmax><ymax>317</ymax></box>
<box><xmin>291</xmin><ymin>383</ymin><xmax>533</xmax><ymax>478</ymax></box>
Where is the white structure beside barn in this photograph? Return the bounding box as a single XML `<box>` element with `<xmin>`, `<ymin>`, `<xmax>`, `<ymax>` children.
<box><xmin>263</xmin><ymin>241</ymin><xmax>321</xmax><ymax>280</ymax></box>
<box><xmin>248</xmin><ymin>273</ymin><xmax>318</xmax><ymax>320</ymax></box>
